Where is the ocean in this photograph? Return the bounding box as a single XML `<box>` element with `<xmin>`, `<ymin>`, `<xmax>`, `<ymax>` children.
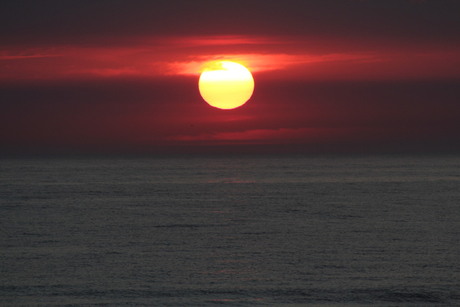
<box><xmin>1</xmin><ymin>155</ymin><xmax>459</xmax><ymax>306</ymax></box>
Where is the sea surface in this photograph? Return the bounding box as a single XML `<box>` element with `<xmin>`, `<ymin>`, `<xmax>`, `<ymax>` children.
<box><xmin>1</xmin><ymin>155</ymin><xmax>459</xmax><ymax>306</ymax></box>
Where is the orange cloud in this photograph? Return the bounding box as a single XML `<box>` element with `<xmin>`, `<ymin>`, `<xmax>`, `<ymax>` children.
<box><xmin>1</xmin><ymin>35</ymin><xmax>459</xmax><ymax>82</ymax></box>
<box><xmin>168</xmin><ymin>53</ymin><xmax>378</xmax><ymax>76</ymax></box>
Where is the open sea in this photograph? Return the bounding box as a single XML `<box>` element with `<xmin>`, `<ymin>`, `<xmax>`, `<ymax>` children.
<box><xmin>1</xmin><ymin>154</ymin><xmax>459</xmax><ymax>306</ymax></box>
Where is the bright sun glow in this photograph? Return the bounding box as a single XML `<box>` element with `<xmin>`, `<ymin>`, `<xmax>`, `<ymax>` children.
<box><xmin>198</xmin><ymin>61</ymin><xmax>254</xmax><ymax>110</ymax></box>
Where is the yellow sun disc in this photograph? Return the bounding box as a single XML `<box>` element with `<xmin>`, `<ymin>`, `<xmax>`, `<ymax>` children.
<box><xmin>198</xmin><ymin>60</ymin><xmax>254</xmax><ymax>110</ymax></box>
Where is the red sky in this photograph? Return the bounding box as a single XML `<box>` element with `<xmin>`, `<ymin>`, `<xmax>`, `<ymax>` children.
<box><xmin>1</xmin><ymin>0</ymin><xmax>460</xmax><ymax>154</ymax></box>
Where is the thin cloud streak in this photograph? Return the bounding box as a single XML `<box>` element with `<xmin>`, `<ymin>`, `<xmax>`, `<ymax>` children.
<box><xmin>171</xmin><ymin>127</ymin><xmax>347</xmax><ymax>144</ymax></box>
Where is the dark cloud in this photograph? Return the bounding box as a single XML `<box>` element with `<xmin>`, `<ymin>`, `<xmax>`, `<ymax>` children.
<box><xmin>1</xmin><ymin>0</ymin><xmax>459</xmax><ymax>45</ymax></box>
<box><xmin>1</xmin><ymin>76</ymin><xmax>459</xmax><ymax>153</ymax></box>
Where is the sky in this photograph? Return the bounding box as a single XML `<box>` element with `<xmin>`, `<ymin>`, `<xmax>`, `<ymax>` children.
<box><xmin>1</xmin><ymin>0</ymin><xmax>460</xmax><ymax>154</ymax></box>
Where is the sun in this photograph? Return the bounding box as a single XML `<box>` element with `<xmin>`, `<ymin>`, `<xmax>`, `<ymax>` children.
<box><xmin>198</xmin><ymin>60</ymin><xmax>254</xmax><ymax>110</ymax></box>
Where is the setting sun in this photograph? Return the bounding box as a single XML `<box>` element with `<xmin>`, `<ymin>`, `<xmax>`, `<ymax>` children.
<box><xmin>198</xmin><ymin>60</ymin><xmax>254</xmax><ymax>110</ymax></box>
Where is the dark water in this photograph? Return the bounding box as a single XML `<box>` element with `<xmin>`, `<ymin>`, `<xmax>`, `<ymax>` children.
<box><xmin>1</xmin><ymin>155</ymin><xmax>459</xmax><ymax>306</ymax></box>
